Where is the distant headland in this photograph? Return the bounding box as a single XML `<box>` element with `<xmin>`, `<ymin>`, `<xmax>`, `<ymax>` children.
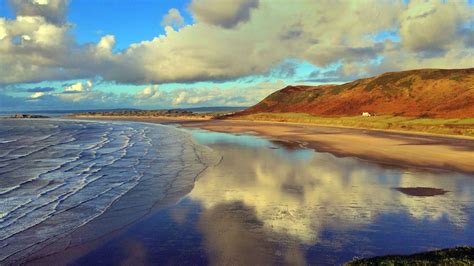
<box><xmin>9</xmin><ymin>114</ymin><xmax>50</xmax><ymax>119</ymax></box>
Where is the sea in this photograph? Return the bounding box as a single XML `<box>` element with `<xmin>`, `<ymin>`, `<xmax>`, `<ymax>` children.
<box><xmin>0</xmin><ymin>118</ymin><xmax>216</xmax><ymax>264</ymax></box>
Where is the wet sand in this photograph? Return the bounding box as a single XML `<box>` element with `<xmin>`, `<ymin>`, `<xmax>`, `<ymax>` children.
<box><xmin>394</xmin><ymin>187</ymin><xmax>449</xmax><ymax>197</ymax></box>
<box><xmin>70</xmin><ymin>117</ymin><xmax>474</xmax><ymax>174</ymax></box>
<box><xmin>179</xmin><ymin>120</ymin><xmax>474</xmax><ymax>174</ymax></box>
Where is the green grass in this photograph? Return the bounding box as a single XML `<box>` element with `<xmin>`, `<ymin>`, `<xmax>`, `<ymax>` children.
<box><xmin>232</xmin><ymin>113</ymin><xmax>474</xmax><ymax>137</ymax></box>
<box><xmin>399</xmin><ymin>78</ymin><xmax>414</xmax><ymax>89</ymax></box>
<box><xmin>364</xmin><ymin>71</ymin><xmax>413</xmax><ymax>92</ymax></box>
<box><xmin>345</xmin><ymin>246</ymin><xmax>474</xmax><ymax>265</ymax></box>
<box><xmin>450</xmin><ymin>75</ymin><xmax>464</xmax><ymax>81</ymax></box>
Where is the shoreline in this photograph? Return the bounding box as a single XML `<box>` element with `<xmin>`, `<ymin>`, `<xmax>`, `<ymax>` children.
<box><xmin>67</xmin><ymin>115</ymin><xmax>474</xmax><ymax>139</ymax></box>
<box><xmin>68</xmin><ymin>116</ymin><xmax>474</xmax><ymax>175</ymax></box>
<box><xmin>234</xmin><ymin>118</ymin><xmax>474</xmax><ymax>140</ymax></box>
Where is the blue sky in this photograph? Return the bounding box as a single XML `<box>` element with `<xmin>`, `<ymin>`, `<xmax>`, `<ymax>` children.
<box><xmin>68</xmin><ymin>0</ymin><xmax>193</xmax><ymax>51</ymax></box>
<box><xmin>0</xmin><ymin>0</ymin><xmax>472</xmax><ymax>111</ymax></box>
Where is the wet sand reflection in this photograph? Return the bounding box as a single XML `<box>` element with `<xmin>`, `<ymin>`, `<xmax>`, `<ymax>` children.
<box><xmin>187</xmin><ymin>132</ymin><xmax>474</xmax><ymax>262</ymax></box>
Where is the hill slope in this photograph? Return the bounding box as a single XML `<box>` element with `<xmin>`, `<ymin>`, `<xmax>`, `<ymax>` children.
<box><xmin>237</xmin><ymin>68</ymin><xmax>474</xmax><ymax>118</ymax></box>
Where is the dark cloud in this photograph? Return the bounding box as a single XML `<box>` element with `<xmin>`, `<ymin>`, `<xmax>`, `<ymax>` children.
<box><xmin>300</xmin><ymin>67</ymin><xmax>362</xmax><ymax>84</ymax></box>
<box><xmin>189</xmin><ymin>0</ymin><xmax>259</xmax><ymax>29</ymax></box>
<box><xmin>8</xmin><ymin>0</ymin><xmax>69</xmax><ymax>25</ymax></box>
<box><xmin>416</xmin><ymin>48</ymin><xmax>447</xmax><ymax>58</ymax></box>
<box><xmin>458</xmin><ymin>27</ymin><xmax>474</xmax><ymax>48</ymax></box>
<box><xmin>26</xmin><ymin>87</ymin><xmax>55</xmax><ymax>93</ymax></box>
<box><xmin>280</xmin><ymin>23</ymin><xmax>304</xmax><ymax>40</ymax></box>
<box><xmin>61</xmin><ymin>90</ymin><xmax>82</xmax><ymax>94</ymax></box>
<box><xmin>308</xmin><ymin>69</ymin><xmax>321</xmax><ymax>78</ymax></box>
<box><xmin>307</xmin><ymin>43</ymin><xmax>385</xmax><ymax>67</ymax></box>
<box><xmin>346</xmin><ymin>45</ymin><xmax>383</xmax><ymax>59</ymax></box>
<box><xmin>271</xmin><ymin>61</ymin><xmax>298</xmax><ymax>79</ymax></box>
<box><xmin>301</xmin><ymin>78</ymin><xmax>345</xmax><ymax>83</ymax></box>
<box><xmin>406</xmin><ymin>8</ymin><xmax>436</xmax><ymax>20</ymax></box>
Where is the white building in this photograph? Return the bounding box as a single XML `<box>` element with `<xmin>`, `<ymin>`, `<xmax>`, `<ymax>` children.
<box><xmin>362</xmin><ymin>112</ymin><xmax>372</xmax><ymax>117</ymax></box>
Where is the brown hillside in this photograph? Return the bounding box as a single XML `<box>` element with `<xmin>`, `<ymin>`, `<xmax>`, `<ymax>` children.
<box><xmin>237</xmin><ymin>68</ymin><xmax>474</xmax><ymax>118</ymax></box>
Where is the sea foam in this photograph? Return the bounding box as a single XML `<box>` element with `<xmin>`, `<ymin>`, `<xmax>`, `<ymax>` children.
<box><xmin>0</xmin><ymin>119</ymin><xmax>218</xmax><ymax>264</ymax></box>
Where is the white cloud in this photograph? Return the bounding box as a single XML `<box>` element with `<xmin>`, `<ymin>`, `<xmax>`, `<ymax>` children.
<box><xmin>0</xmin><ymin>19</ymin><xmax>6</xmax><ymax>40</ymax></box>
<box><xmin>0</xmin><ymin>0</ymin><xmax>472</xmax><ymax>87</ymax></box>
<box><xmin>30</xmin><ymin>91</ymin><xmax>44</xmax><ymax>98</ymax></box>
<box><xmin>96</xmin><ymin>35</ymin><xmax>115</xmax><ymax>52</ymax></box>
<box><xmin>63</xmin><ymin>80</ymin><xmax>92</xmax><ymax>92</ymax></box>
<box><xmin>130</xmin><ymin>80</ymin><xmax>284</xmax><ymax>107</ymax></box>
<box><xmin>33</xmin><ymin>0</ymin><xmax>49</xmax><ymax>5</ymax></box>
<box><xmin>135</xmin><ymin>85</ymin><xmax>161</xmax><ymax>99</ymax></box>
<box><xmin>21</xmin><ymin>34</ymin><xmax>31</xmax><ymax>41</ymax></box>
<box><xmin>161</xmin><ymin>8</ymin><xmax>185</xmax><ymax>29</ymax></box>
<box><xmin>400</xmin><ymin>0</ymin><xmax>470</xmax><ymax>53</ymax></box>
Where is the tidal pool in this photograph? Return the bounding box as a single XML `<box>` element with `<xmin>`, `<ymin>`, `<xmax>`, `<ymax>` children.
<box><xmin>38</xmin><ymin>128</ymin><xmax>474</xmax><ymax>265</ymax></box>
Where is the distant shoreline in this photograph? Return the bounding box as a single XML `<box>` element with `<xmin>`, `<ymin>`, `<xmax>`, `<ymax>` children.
<box><xmin>69</xmin><ymin>114</ymin><xmax>212</xmax><ymax>122</ymax></box>
<box><xmin>68</xmin><ymin>116</ymin><xmax>474</xmax><ymax>174</ymax></box>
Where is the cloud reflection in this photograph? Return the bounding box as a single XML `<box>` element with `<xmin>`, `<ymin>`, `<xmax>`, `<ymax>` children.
<box><xmin>189</xmin><ymin>143</ymin><xmax>474</xmax><ymax>246</ymax></box>
<box><xmin>198</xmin><ymin>201</ymin><xmax>306</xmax><ymax>265</ymax></box>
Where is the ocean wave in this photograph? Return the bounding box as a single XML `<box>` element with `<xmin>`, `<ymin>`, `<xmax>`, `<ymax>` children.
<box><xmin>0</xmin><ymin>119</ymin><xmax>218</xmax><ymax>263</ymax></box>
<box><xmin>0</xmin><ymin>139</ymin><xmax>17</xmax><ymax>144</ymax></box>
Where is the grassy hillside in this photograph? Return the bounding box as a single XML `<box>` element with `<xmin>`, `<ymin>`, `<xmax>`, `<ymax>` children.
<box><xmin>238</xmin><ymin>68</ymin><xmax>474</xmax><ymax>118</ymax></box>
<box><xmin>232</xmin><ymin>113</ymin><xmax>474</xmax><ymax>136</ymax></box>
<box><xmin>346</xmin><ymin>246</ymin><xmax>474</xmax><ymax>265</ymax></box>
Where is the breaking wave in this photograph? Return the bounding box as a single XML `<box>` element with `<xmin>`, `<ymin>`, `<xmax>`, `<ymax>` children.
<box><xmin>0</xmin><ymin>119</ymin><xmax>217</xmax><ymax>264</ymax></box>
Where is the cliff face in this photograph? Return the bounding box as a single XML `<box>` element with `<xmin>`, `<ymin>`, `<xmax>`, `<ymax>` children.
<box><xmin>237</xmin><ymin>68</ymin><xmax>474</xmax><ymax>118</ymax></box>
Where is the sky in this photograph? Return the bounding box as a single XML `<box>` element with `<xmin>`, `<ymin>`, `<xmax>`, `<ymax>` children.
<box><xmin>0</xmin><ymin>0</ymin><xmax>472</xmax><ymax>111</ymax></box>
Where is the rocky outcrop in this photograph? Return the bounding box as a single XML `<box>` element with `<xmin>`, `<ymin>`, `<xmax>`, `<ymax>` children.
<box><xmin>10</xmin><ymin>114</ymin><xmax>50</xmax><ymax>118</ymax></box>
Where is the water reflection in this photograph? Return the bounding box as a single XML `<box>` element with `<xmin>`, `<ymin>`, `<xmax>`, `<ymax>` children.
<box><xmin>47</xmin><ymin>129</ymin><xmax>474</xmax><ymax>265</ymax></box>
<box><xmin>187</xmin><ymin>130</ymin><xmax>474</xmax><ymax>260</ymax></box>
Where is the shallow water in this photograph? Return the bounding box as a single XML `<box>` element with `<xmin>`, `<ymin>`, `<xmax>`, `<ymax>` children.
<box><xmin>65</xmin><ymin>128</ymin><xmax>474</xmax><ymax>265</ymax></box>
<box><xmin>2</xmin><ymin>121</ymin><xmax>474</xmax><ymax>265</ymax></box>
<box><xmin>187</xmin><ymin>130</ymin><xmax>474</xmax><ymax>264</ymax></box>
